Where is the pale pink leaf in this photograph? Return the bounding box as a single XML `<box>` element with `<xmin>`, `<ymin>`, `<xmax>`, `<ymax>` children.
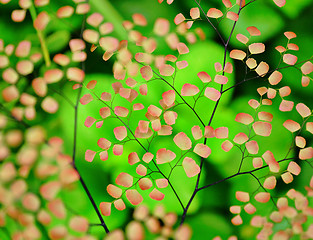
<box><xmin>255</xmin><ymin>192</ymin><xmax>270</xmax><ymax>203</ymax></box>
<box><xmin>301</xmin><ymin>61</ymin><xmax>313</xmax><ymax>75</ymax></box>
<box><xmin>296</xmin><ymin>103</ymin><xmax>311</xmax><ymax>118</ymax></box>
<box><xmin>191</xmin><ymin>126</ymin><xmax>202</xmax><ymax>140</ymax></box>
<box><xmin>262</xmin><ymin>151</ymin><xmax>280</xmax><ymax>172</ymax></box>
<box><xmin>235</xmin><ymin>113</ymin><xmax>253</xmax><ymax>125</ymax></box>
<box><xmin>174</xmin><ymin>13</ymin><xmax>185</xmax><ymax>25</ymax></box>
<box><xmin>236</xmin><ymin>191</ymin><xmax>249</xmax><ymax>202</ymax></box>
<box><xmin>149</xmin><ymin>188</ymin><xmax>165</xmax><ymax>201</ymax></box>
<box><xmin>99</xmin><ymin>202</ymin><xmax>111</xmax><ymax>216</ymax></box>
<box><xmin>283</xmin><ymin>54</ymin><xmax>297</xmax><ymax>65</ymax></box>
<box><xmin>154</xmin><ymin>18</ymin><xmax>169</xmax><ymax>36</ymax></box>
<box><xmin>138</xmin><ymin>178</ymin><xmax>152</xmax><ymax>190</ymax></box>
<box><xmin>287</xmin><ymin>161</ymin><xmax>301</xmax><ymax>175</ymax></box>
<box><xmin>221</xmin><ymin>140</ymin><xmax>233</xmax><ymax>152</ymax></box>
<box><xmin>114</xmin><ymin>126</ymin><xmax>127</xmax><ymax>141</ymax></box>
<box><xmin>181</xmin><ymin>84</ymin><xmax>199</xmax><ymax>96</ymax></box>
<box><xmin>263</xmin><ymin>176</ymin><xmax>276</xmax><ymax>189</ymax></box>
<box><xmin>249</xmin><ymin>43</ymin><xmax>265</xmax><ymax>54</ymax></box>
<box><xmin>116</xmin><ymin>172</ymin><xmax>133</xmax><ymax>188</ymax></box>
<box><xmin>193</xmin><ymin>143</ymin><xmax>211</xmax><ymax>158</ymax></box>
<box><xmin>247</xmin><ymin>26</ymin><xmax>261</xmax><ymax>36</ymax></box>
<box><xmin>197</xmin><ymin>71</ymin><xmax>211</xmax><ymax>83</ymax></box>
<box><xmin>207</xmin><ymin>8</ymin><xmax>223</xmax><ymax>18</ymax></box>
<box><xmin>273</xmin><ymin>0</ymin><xmax>286</xmax><ymax>7</ymax></box>
<box><xmin>245</xmin><ymin>140</ymin><xmax>259</xmax><ymax>154</ymax></box>
<box><xmin>230</xmin><ymin>50</ymin><xmax>246</xmax><ymax>60</ymax></box>
<box><xmin>84</xmin><ymin>116</ymin><xmax>96</xmax><ymax>127</ymax></box>
<box><xmin>182</xmin><ymin>157</ymin><xmax>200</xmax><ymax>177</ymax></box>
<box><xmin>299</xmin><ymin>147</ymin><xmax>313</xmax><ymax>160</ymax></box>
<box><xmin>140</xmin><ymin>66</ymin><xmax>153</xmax><ymax>80</ymax></box>
<box><xmin>174</xmin><ymin>132</ymin><xmax>192</xmax><ymax>150</ymax></box>
<box><xmin>255</xmin><ymin>61</ymin><xmax>269</xmax><ymax>76</ymax></box>
<box><xmin>159</xmin><ymin>64</ymin><xmax>175</xmax><ymax>76</ymax></box>
<box><xmin>126</xmin><ymin>189</ymin><xmax>143</xmax><ymax>205</ymax></box>
<box><xmin>114</xmin><ymin>199</ymin><xmax>126</xmax><ymax>211</ymax></box>
<box><xmin>80</xmin><ymin>94</ymin><xmax>93</xmax><ymax>105</ymax></box>
<box><xmin>252</xmin><ymin>122</ymin><xmax>272</xmax><ymax>136</ymax></box>
<box><xmin>156</xmin><ymin>148</ymin><xmax>176</xmax><ymax>164</ymax></box>
<box><xmin>204</xmin><ymin>87</ymin><xmax>221</xmax><ymax>101</ymax></box>
<box><xmin>233</xmin><ymin>133</ymin><xmax>248</xmax><ymax>144</ymax></box>
<box><xmin>283</xmin><ymin>120</ymin><xmax>300</xmax><ymax>132</ymax></box>
<box><xmin>85</xmin><ymin>150</ymin><xmax>96</xmax><ymax>162</ymax></box>
<box><xmin>177</xmin><ymin>42</ymin><xmax>189</xmax><ymax>54</ymax></box>
<box><xmin>107</xmin><ymin>184</ymin><xmax>122</xmax><ymax>198</ymax></box>
<box><xmin>156</xmin><ymin>179</ymin><xmax>168</xmax><ymax>188</ymax></box>
<box><xmin>190</xmin><ymin>7</ymin><xmax>200</xmax><ymax>19</ymax></box>
<box><xmin>281</xmin><ymin>172</ymin><xmax>293</xmax><ymax>184</ymax></box>
<box><xmin>279</xmin><ymin>100</ymin><xmax>294</xmax><ymax>112</ymax></box>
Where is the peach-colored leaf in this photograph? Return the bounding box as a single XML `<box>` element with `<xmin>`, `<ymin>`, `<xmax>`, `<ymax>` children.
<box><xmin>177</xmin><ymin>42</ymin><xmax>189</xmax><ymax>54</ymax></box>
<box><xmin>296</xmin><ymin>103</ymin><xmax>311</xmax><ymax>118</ymax></box>
<box><xmin>253</xmin><ymin>157</ymin><xmax>263</xmax><ymax>168</ymax></box>
<box><xmin>174</xmin><ymin>132</ymin><xmax>192</xmax><ymax>150</ymax></box>
<box><xmin>190</xmin><ymin>7</ymin><xmax>200</xmax><ymax>19</ymax></box>
<box><xmin>84</xmin><ymin>116</ymin><xmax>96</xmax><ymax>128</ymax></box>
<box><xmin>16</xmin><ymin>60</ymin><xmax>34</xmax><ymax>75</ymax></box>
<box><xmin>48</xmin><ymin>199</ymin><xmax>66</xmax><ymax>219</ymax></box>
<box><xmin>113</xmin><ymin>145</ymin><xmax>123</xmax><ymax>155</ymax></box>
<box><xmin>295</xmin><ymin>136</ymin><xmax>306</xmax><ymax>148</ymax></box>
<box><xmin>255</xmin><ymin>192</ymin><xmax>270</xmax><ymax>203</ymax></box>
<box><xmin>236</xmin><ymin>191</ymin><xmax>249</xmax><ymax>202</ymax></box>
<box><xmin>204</xmin><ymin>87</ymin><xmax>221</xmax><ymax>101</ymax></box>
<box><xmin>136</xmin><ymin>164</ymin><xmax>147</xmax><ymax>176</ymax></box>
<box><xmin>83</xmin><ymin>29</ymin><xmax>99</xmax><ymax>44</ymax></box>
<box><xmin>283</xmin><ymin>120</ymin><xmax>300</xmax><ymax>132</ymax></box>
<box><xmin>34</xmin><ymin>11</ymin><xmax>50</xmax><ymax>30</ymax></box>
<box><xmin>236</xmin><ymin>34</ymin><xmax>249</xmax><ymax>44</ymax></box>
<box><xmin>247</xmin><ymin>26</ymin><xmax>261</xmax><ymax>36</ymax></box>
<box><xmin>255</xmin><ymin>61</ymin><xmax>269</xmax><ymax>76</ymax></box>
<box><xmin>235</xmin><ymin>113</ymin><xmax>253</xmax><ymax>125</ymax></box>
<box><xmin>307</xmin><ymin>122</ymin><xmax>313</xmax><ymax>134</ymax></box>
<box><xmin>116</xmin><ymin>172</ymin><xmax>133</xmax><ymax>188</ymax></box>
<box><xmin>140</xmin><ymin>66</ymin><xmax>153</xmax><ymax>80</ymax></box>
<box><xmin>174</xmin><ymin>13</ymin><xmax>185</xmax><ymax>25</ymax></box>
<box><xmin>138</xmin><ymin>178</ymin><xmax>152</xmax><ymax>190</ymax></box>
<box><xmin>67</xmin><ymin>67</ymin><xmax>85</xmax><ymax>82</ymax></box>
<box><xmin>107</xmin><ymin>184</ymin><xmax>122</xmax><ymax>198</ymax></box>
<box><xmin>99</xmin><ymin>202</ymin><xmax>111</xmax><ymax>216</ymax></box>
<box><xmin>231</xmin><ymin>215</ymin><xmax>243</xmax><ymax>225</ymax></box>
<box><xmin>154</xmin><ymin>18</ymin><xmax>169</xmax><ymax>36</ymax></box>
<box><xmin>126</xmin><ymin>189</ymin><xmax>143</xmax><ymax>205</ymax></box>
<box><xmin>279</xmin><ymin>100</ymin><xmax>294</xmax><ymax>112</ymax></box>
<box><xmin>149</xmin><ymin>188</ymin><xmax>165</xmax><ymax>201</ymax></box>
<box><xmin>230</xmin><ymin>49</ymin><xmax>246</xmax><ymax>60</ymax></box>
<box><xmin>191</xmin><ymin>126</ymin><xmax>202</xmax><ymax>140</ymax></box>
<box><xmin>244</xmin><ymin>203</ymin><xmax>256</xmax><ymax>214</ymax></box>
<box><xmin>2</xmin><ymin>85</ymin><xmax>19</xmax><ymax>102</ymax></box>
<box><xmin>287</xmin><ymin>161</ymin><xmax>301</xmax><ymax>175</ymax></box>
<box><xmin>128</xmin><ymin>152</ymin><xmax>140</xmax><ymax>165</ymax></box>
<box><xmin>283</xmin><ymin>54</ymin><xmax>297</xmax><ymax>65</ymax></box>
<box><xmin>215</xmin><ymin>127</ymin><xmax>228</xmax><ymax>139</ymax></box>
<box><xmin>207</xmin><ymin>8</ymin><xmax>223</xmax><ymax>18</ymax></box>
<box><xmin>99</xmin><ymin>37</ymin><xmax>119</xmax><ymax>52</ymax></box>
<box><xmin>197</xmin><ymin>71</ymin><xmax>211</xmax><ymax>83</ymax></box>
<box><xmin>273</xmin><ymin>0</ymin><xmax>286</xmax><ymax>7</ymax></box>
<box><xmin>263</xmin><ymin>176</ymin><xmax>276</xmax><ymax>189</ymax></box>
<box><xmin>268</xmin><ymin>71</ymin><xmax>282</xmax><ymax>85</ymax></box>
<box><xmin>262</xmin><ymin>150</ymin><xmax>279</xmax><ymax>172</ymax></box>
<box><xmin>299</xmin><ymin>147</ymin><xmax>313</xmax><ymax>160</ymax></box>
<box><xmin>114</xmin><ymin>199</ymin><xmax>126</xmax><ymax>211</ymax></box>
<box><xmin>281</xmin><ymin>172</ymin><xmax>293</xmax><ymax>184</ymax></box>
<box><xmin>176</xmin><ymin>60</ymin><xmax>188</xmax><ymax>69</ymax></box>
<box><xmin>156</xmin><ymin>148</ymin><xmax>176</xmax><ymax>164</ymax></box>
<box><xmin>214</xmin><ymin>75</ymin><xmax>228</xmax><ymax>84</ymax></box>
<box><xmin>85</xmin><ymin>150</ymin><xmax>96</xmax><ymax>162</ymax></box>
<box><xmin>99</xmin><ymin>151</ymin><xmax>108</xmax><ymax>161</ymax></box>
<box><xmin>99</xmin><ymin>107</ymin><xmax>111</xmax><ymax>118</ymax></box>
<box><xmin>233</xmin><ymin>133</ymin><xmax>248</xmax><ymax>144</ymax></box>
<box><xmin>182</xmin><ymin>157</ymin><xmax>200</xmax><ymax>177</ymax></box>
<box><xmin>132</xmin><ymin>13</ymin><xmax>147</xmax><ymax>26</ymax></box>
<box><xmin>246</xmin><ymin>58</ymin><xmax>257</xmax><ymax>69</ymax></box>
<box><xmin>249</xmin><ymin>43</ymin><xmax>265</xmax><ymax>54</ymax></box>
<box><xmin>193</xmin><ymin>143</ymin><xmax>211</xmax><ymax>158</ymax></box>
<box><xmin>181</xmin><ymin>83</ymin><xmax>199</xmax><ymax>96</ymax></box>
<box><xmin>301</xmin><ymin>61</ymin><xmax>313</xmax><ymax>75</ymax></box>
<box><xmin>226</xmin><ymin>11</ymin><xmax>239</xmax><ymax>21</ymax></box>
<box><xmin>148</xmin><ymin>105</ymin><xmax>162</xmax><ymax>117</ymax></box>
<box><xmin>253</xmin><ymin>121</ymin><xmax>272</xmax><ymax>136</ymax></box>
<box><xmin>156</xmin><ymin>178</ymin><xmax>168</xmax><ymax>188</ymax></box>
<box><xmin>114</xmin><ymin>106</ymin><xmax>129</xmax><ymax>117</ymax></box>
<box><xmin>80</xmin><ymin>94</ymin><xmax>93</xmax><ymax>105</ymax></box>
<box><xmin>245</xmin><ymin>140</ymin><xmax>259</xmax><ymax>154</ymax></box>
<box><xmin>12</xmin><ymin>9</ymin><xmax>26</xmax><ymax>22</ymax></box>
<box><xmin>162</xmin><ymin>90</ymin><xmax>175</xmax><ymax>106</ymax></box>
<box><xmin>221</xmin><ymin>140</ymin><xmax>233</xmax><ymax>152</ymax></box>
<box><xmin>42</xmin><ymin>97</ymin><xmax>58</xmax><ymax>113</ymax></box>
<box><xmin>114</xmin><ymin>126</ymin><xmax>127</xmax><ymax>141</ymax></box>
<box><xmin>97</xmin><ymin>138</ymin><xmax>111</xmax><ymax>150</ymax></box>
<box><xmin>57</xmin><ymin>6</ymin><xmax>74</xmax><ymax>18</ymax></box>
<box><xmin>159</xmin><ymin>64</ymin><xmax>175</xmax><ymax>76</ymax></box>
<box><xmin>258</xmin><ymin>112</ymin><xmax>273</xmax><ymax>122</ymax></box>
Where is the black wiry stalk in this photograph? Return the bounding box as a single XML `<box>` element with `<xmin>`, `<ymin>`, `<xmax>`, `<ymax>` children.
<box><xmin>70</xmin><ymin>4</ymin><xmax>110</xmax><ymax>234</ymax></box>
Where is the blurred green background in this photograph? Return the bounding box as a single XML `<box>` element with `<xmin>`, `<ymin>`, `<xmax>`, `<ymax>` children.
<box><xmin>1</xmin><ymin>0</ymin><xmax>313</xmax><ymax>239</ymax></box>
